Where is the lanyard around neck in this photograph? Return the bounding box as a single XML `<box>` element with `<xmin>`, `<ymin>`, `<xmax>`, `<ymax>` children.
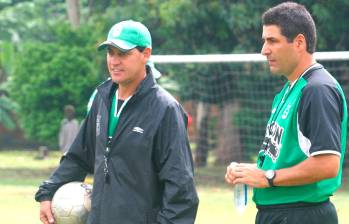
<box><xmin>114</xmin><ymin>90</ymin><xmax>132</xmax><ymax>118</ymax></box>
<box><xmin>108</xmin><ymin>90</ymin><xmax>132</xmax><ymax>138</ymax></box>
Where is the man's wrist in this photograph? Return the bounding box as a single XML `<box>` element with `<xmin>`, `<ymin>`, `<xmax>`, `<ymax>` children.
<box><xmin>37</xmin><ymin>196</ymin><xmax>53</xmax><ymax>202</ymax></box>
<box><xmin>265</xmin><ymin>170</ymin><xmax>276</xmax><ymax>187</ymax></box>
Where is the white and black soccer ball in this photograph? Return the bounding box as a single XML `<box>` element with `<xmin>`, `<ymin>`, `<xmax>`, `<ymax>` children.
<box><xmin>52</xmin><ymin>182</ymin><xmax>93</xmax><ymax>224</ymax></box>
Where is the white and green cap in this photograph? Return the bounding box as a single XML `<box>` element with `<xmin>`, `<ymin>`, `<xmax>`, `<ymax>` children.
<box><xmin>98</xmin><ymin>20</ymin><xmax>152</xmax><ymax>52</ymax></box>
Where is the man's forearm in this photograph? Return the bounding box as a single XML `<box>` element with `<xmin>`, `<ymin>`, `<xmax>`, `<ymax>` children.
<box><xmin>273</xmin><ymin>154</ymin><xmax>340</xmax><ymax>187</ymax></box>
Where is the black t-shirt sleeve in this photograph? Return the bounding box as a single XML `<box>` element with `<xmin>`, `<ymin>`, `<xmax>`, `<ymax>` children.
<box><xmin>298</xmin><ymin>83</ymin><xmax>343</xmax><ymax>156</ymax></box>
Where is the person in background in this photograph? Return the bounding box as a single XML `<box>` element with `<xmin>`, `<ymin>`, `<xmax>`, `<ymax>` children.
<box><xmin>58</xmin><ymin>104</ymin><xmax>79</xmax><ymax>154</ymax></box>
<box><xmin>35</xmin><ymin>20</ymin><xmax>198</xmax><ymax>224</ymax></box>
<box><xmin>225</xmin><ymin>2</ymin><xmax>347</xmax><ymax>224</ymax></box>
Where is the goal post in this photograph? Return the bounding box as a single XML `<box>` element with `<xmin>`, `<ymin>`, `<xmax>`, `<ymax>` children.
<box><xmin>151</xmin><ymin>51</ymin><xmax>349</xmax><ymax>63</ymax></box>
<box><xmin>151</xmin><ymin>52</ymin><xmax>349</xmax><ymax>169</ymax></box>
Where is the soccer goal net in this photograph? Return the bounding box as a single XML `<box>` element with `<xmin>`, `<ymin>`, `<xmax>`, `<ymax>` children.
<box><xmin>152</xmin><ymin>52</ymin><xmax>349</xmax><ymax>170</ymax></box>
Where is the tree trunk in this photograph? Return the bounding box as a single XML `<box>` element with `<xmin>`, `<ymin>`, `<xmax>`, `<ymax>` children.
<box><xmin>194</xmin><ymin>102</ymin><xmax>210</xmax><ymax>167</ymax></box>
<box><xmin>215</xmin><ymin>101</ymin><xmax>242</xmax><ymax>165</ymax></box>
<box><xmin>87</xmin><ymin>0</ymin><xmax>94</xmax><ymax>18</ymax></box>
<box><xmin>66</xmin><ymin>0</ymin><xmax>80</xmax><ymax>29</ymax></box>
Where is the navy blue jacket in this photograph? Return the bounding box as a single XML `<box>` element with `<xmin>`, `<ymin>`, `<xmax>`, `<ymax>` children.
<box><xmin>35</xmin><ymin>68</ymin><xmax>199</xmax><ymax>224</ymax></box>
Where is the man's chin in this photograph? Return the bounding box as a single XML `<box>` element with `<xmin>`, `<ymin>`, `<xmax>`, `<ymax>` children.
<box><xmin>110</xmin><ymin>74</ymin><xmax>122</xmax><ymax>83</ymax></box>
<box><xmin>269</xmin><ymin>67</ymin><xmax>281</xmax><ymax>75</ymax></box>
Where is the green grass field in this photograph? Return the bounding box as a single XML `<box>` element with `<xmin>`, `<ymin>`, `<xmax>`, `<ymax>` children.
<box><xmin>1</xmin><ymin>150</ymin><xmax>349</xmax><ymax>224</ymax></box>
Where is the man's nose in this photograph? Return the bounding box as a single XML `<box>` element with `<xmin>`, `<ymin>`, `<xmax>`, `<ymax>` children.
<box><xmin>261</xmin><ymin>43</ymin><xmax>271</xmax><ymax>56</ymax></box>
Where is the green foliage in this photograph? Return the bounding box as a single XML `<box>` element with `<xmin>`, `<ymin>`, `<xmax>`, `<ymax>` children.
<box><xmin>0</xmin><ymin>92</ymin><xmax>18</xmax><ymax>130</ymax></box>
<box><xmin>8</xmin><ymin>23</ymin><xmax>99</xmax><ymax>145</ymax></box>
<box><xmin>0</xmin><ymin>41</ymin><xmax>15</xmax><ymax>76</ymax></box>
<box><xmin>308</xmin><ymin>0</ymin><xmax>349</xmax><ymax>51</ymax></box>
<box><xmin>0</xmin><ymin>0</ymin><xmax>66</xmax><ymax>42</ymax></box>
<box><xmin>0</xmin><ymin>41</ymin><xmax>18</xmax><ymax>130</ymax></box>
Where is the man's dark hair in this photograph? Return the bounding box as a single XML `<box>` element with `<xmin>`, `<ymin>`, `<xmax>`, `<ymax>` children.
<box><xmin>262</xmin><ymin>2</ymin><xmax>317</xmax><ymax>53</ymax></box>
<box><xmin>135</xmin><ymin>46</ymin><xmax>146</xmax><ymax>52</ymax></box>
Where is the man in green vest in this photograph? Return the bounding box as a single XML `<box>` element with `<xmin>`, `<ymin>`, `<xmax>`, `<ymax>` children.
<box><xmin>225</xmin><ymin>2</ymin><xmax>347</xmax><ymax>224</ymax></box>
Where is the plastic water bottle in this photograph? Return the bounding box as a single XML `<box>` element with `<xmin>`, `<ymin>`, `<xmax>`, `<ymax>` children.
<box><xmin>230</xmin><ymin>162</ymin><xmax>248</xmax><ymax>212</ymax></box>
<box><xmin>234</xmin><ymin>183</ymin><xmax>248</xmax><ymax>212</ymax></box>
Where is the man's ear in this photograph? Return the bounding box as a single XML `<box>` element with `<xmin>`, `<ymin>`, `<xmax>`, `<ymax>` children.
<box><xmin>143</xmin><ymin>48</ymin><xmax>152</xmax><ymax>61</ymax></box>
<box><xmin>294</xmin><ymin>34</ymin><xmax>307</xmax><ymax>52</ymax></box>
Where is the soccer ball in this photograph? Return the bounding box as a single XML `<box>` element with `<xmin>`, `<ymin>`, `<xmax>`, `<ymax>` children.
<box><xmin>52</xmin><ymin>182</ymin><xmax>93</xmax><ymax>224</ymax></box>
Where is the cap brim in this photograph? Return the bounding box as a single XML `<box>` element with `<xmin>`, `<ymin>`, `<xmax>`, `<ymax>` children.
<box><xmin>97</xmin><ymin>39</ymin><xmax>137</xmax><ymax>52</ymax></box>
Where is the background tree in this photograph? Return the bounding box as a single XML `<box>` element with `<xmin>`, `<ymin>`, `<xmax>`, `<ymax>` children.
<box><xmin>0</xmin><ymin>39</ymin><xmax>18</xmax><ymax>130</ymax></box>
<box><xmin>0</xmin><ymin>84</ymin><xmax>18</xmax><ymax>130</ymax></box>
<box><xmin>8</xmin><ymin>23</ymin><xmax>100</xmax><ymax>145</ymax></box>
<box><xmin>66</xmin><ymin>0</ymin><xmax>80</xmax><ymax>28</ymax></box>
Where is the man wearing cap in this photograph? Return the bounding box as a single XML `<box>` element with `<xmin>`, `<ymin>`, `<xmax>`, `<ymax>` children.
<box><xmin>35</xmin><ymin>20</ymin><xmax>199</xmax><ymax>224</ymax></box>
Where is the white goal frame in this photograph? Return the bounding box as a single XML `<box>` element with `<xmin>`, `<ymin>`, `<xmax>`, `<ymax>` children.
<box><xmin>151</xmin><ymin>51</ymin><xmax>349</xmax><ymax>64</ymax></box>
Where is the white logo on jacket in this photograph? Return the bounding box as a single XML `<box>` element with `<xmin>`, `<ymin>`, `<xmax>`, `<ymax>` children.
<box><xmin>132</xmin><ymin>127</ymin><xmax>144</xmax><ymax>134</ymax></box>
